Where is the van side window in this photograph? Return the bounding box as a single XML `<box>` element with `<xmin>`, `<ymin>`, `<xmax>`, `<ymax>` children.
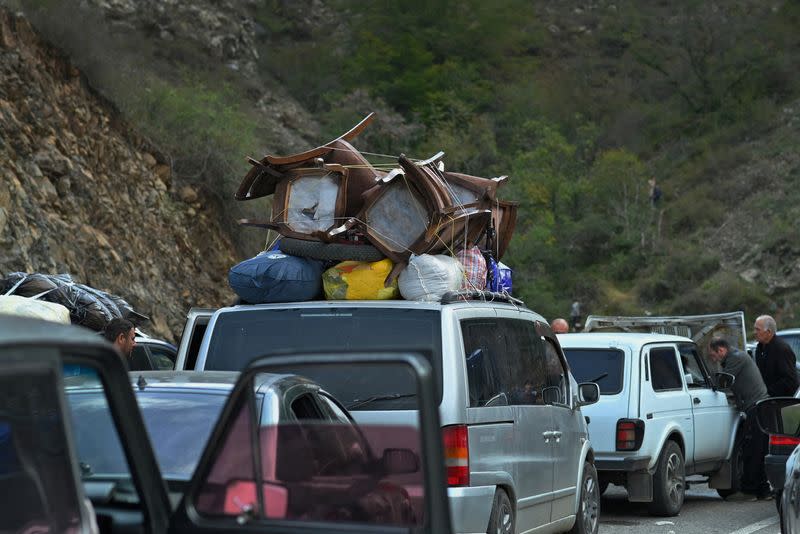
<box><xmin>461</xmin><ymin>318</ymin><xmax>548</xmax><ymax>407</ymax></box>
<box><xmin>544</xmin><ymin>340</ymin><xmax>568</xmax><ymax>404</ymax></box>
<box><xmin>462</xmin><ymin>319</ymin><xmax>508</xmax><ymax>407</ymax></box>
<box><xmin>649</xmin><ymin>348</ymin><xmax>683</xmax><ymax>391</ymax></box>
<box><xmin>505</xmin><ymin>319</ymin><xmax>548</xmax><ymax>406</ymax></box>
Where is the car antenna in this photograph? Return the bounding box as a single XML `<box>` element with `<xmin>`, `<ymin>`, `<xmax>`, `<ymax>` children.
<box><xmin>137</xmin><ymin>375</ymin><xmax>147</xmax><ymax>391</ymax></box>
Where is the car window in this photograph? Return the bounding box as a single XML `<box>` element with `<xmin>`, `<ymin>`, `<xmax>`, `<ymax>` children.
<box><xmin>677</xmin><ymin>343</ymin><xmax>709</xmax><ymax>388</ymax></box>
<box><xmin>194</xmin><ymin>373</ymin><xmax>423</xmax><ymax>527</ymax></box>
<box><xmin>148</xmin><ymin>346</ymin><xmax>176</xmax><ymax>371</ymax></box>
<box><xmin>63</xmin><ymin>370</ymin><xmax>139</xmax><ymax>492</ymax></box>
<box><xmin>563</xmin><ymin>348</ymin><xmax>624</xmax><ymax>394</ymax></box>
<box><xmin>461</xmin><ymin>318</ymin><xmax>548</xmax><ymax>407</ymax></box>
<box><xmin>649</xmin><ymin>347</ymin><xmax>683</xmax><ymax>391</ymax></box>
<box><xmin>129</xmin><ymin>345</ymin><xmax>153</xmax><ymax>371</ymax></box>
<box><xmin>0</xmin><ymin>356</ymin><xmax>83</xmax><ymax>533</ymax></box>
<box><xmin>204</xmin><ymin>307</ymin><xmax>443</xmax><ymax>406</ymax></box>
<box><xmin>544</xmin><ymin>339</ymin><xmax>569</xmax><ymax>405</ymax></box>
<box><xmin>782</xmin><ymin>334</ymin><xmax>800</xmax><ymax>363</ymax></box>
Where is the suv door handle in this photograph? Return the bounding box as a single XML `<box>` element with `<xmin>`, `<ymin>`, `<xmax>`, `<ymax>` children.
<box><xmin>552</xmin><ymin>431</ymin><xmax>562</xmax><ymax>443</ymax></box>
<box><xmin>543</xmin><ymin>431</ymin><xmax>554</xmax><ymax>442</ymax></box>
<box><xmin>693</xmin><ymin>397</ymin><xmax>701</xmax><ymax>405</ymax></box>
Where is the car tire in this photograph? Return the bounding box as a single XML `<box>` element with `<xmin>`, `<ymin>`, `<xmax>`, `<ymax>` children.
<box><xmin>486</xmin><ymin>488</ymin><xmax>514</xmax><ymax>534</ymax></box>
<box><xmin>570</xmin><ymin>461</ymin><xmax>600</xmax><ymax>534</ymax></box>
<box><xmin>279</xmin><ymin>237</ymin><xmax>385</xmax><ymax>262</ymax></box>
<box><xmin>716</xmin><ymin>432</ymin><xmax>744</xmax><ymax>500</ymax></box>
<box><xmin>649</xmin><ymin>440</ymin><xmax>685</xmax><ymax>516</ymax></box>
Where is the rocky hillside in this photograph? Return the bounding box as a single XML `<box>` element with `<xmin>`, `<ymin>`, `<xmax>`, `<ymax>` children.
<box><xmin>0</xmin><ymin>9</ymin><xmax>238</xmax><ymax>341</ymax></box>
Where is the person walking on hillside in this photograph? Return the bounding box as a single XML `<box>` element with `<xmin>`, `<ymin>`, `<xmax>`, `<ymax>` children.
<box><xmin>570</xmin><ymin>301</ymin><xmax>582</xmax><ymax>331</ymax></box>
<box><xmin>708</xmin><ymin>337</ymin><xmax>770</xmax><ymax>501</ymax></box>
<box><xmin>551</xmin><ymin>318</ymin><xmax>569</xmax><ymax>334</ymax></box>
<box><xmin>754</xmin><ymin>315</ymin><xmax>799</xmax><ymax>397</ymax></box>
<box><xmin>103</xmin><ymin>318</ymin><xmax>137</xmax><ymax>365</ymax></box>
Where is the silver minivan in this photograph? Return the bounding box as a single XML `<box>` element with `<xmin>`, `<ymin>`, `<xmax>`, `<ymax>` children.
<box><xmin>181</xmin><ymin>294</ymin><xmax>601</xmax><ymax>534</ymax></box>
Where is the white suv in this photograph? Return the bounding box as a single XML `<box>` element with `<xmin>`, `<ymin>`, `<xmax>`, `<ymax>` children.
<box><xmin>559</xmin><ymin>331</ymin><xmax>742</xmax><ymax>516</ymax></box>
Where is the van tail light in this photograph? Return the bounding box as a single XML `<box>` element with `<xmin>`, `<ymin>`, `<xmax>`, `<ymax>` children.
<box><xmin>770</xmin><ymin>435</ymin><xmax>800</xmax><ymax>447</ymax></box>
<box><xmin>442</xmin><ymin>424</ymin><xmax>469</xmax><ymax>487</ymax></box>
<box><xmin>616</xmin><ymin>419</ymin><xmax>645</xmax><ymax>451</ymax></box>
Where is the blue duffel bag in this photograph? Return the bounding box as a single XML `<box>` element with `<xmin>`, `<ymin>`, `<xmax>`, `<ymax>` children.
<box><xmin>228</xmin><ymin>250</ymin><xmax>325</xmax><ymax>304</ymax></box>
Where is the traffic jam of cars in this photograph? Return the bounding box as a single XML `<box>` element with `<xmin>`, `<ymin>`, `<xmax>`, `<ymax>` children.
<box><xmin>2</xmin><ymin>118</ymin><xmax>798</xmax><ymax>534</ymax></box>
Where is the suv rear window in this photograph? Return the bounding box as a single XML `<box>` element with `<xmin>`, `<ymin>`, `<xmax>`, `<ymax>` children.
<box><xmin>204</xmin><ymin>307</ymin><xmax>442</xmax><ymax>408</ymax></box>
<box><xmin>563</xmin><ymin>348</ymin><xmax>624</xmax><ymax>394</ymax></box>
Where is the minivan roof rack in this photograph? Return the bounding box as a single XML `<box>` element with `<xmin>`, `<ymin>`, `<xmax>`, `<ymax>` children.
<box><xmin>440</xmin><ymin>290</ymin><xmax>525</xmax><ymax>307</ymax></box>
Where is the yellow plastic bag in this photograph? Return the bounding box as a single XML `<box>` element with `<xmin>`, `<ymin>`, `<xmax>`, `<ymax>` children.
<box><xmin>323</xmin><ymin>259</ymin><xmax>399</xmax><ymax>300</ymax></box>
<box><xmin>0</xmin><ymin>295</ymin><xmax>71</xmax><ymax>324</ymax></box>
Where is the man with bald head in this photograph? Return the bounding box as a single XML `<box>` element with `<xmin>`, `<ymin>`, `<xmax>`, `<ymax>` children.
<box><xmin>754</xmin><ymin>315</ymin><xmax>799</xmax><ymax>397</ymax></box>
<box><xmin>551</xmin><ymin>318</ymin><xmax>569</xmax><ymax>334</ymax></box>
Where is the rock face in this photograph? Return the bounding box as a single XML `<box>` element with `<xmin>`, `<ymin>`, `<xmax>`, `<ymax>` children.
<box><xmin>0</xmin><ymin>10</ymin><xmax>237</xmax><ymax>342</ymax></box>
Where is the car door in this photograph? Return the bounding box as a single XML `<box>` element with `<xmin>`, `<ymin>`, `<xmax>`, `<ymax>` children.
<box><xmin>677</xmin><ymin>342</ymin><xmax>735</xmax><ymax>463</ymax></box>
<box><xmin>641</xmin><ymin>344</ymin><xmax>694</xmax><ymax>462</ymax></box>
<box><xmin>544</xmin><ymin>335</ymin><xmax>581</xmax><ymax>522</ymax></box>
<box><xmin>170</xmin><ymin>352</ymin><xmax>453</xmax><ymax>534</ymax></box>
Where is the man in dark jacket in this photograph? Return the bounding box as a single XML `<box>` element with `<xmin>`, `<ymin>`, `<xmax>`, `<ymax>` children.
<box><xmin>754</xmin><ymin>315</ymin><xmax>799</xmax><ymax>397</ymax></box>
<box><xmin>709</xmin><ymin>337</ymin><xmax>770</xmax><ymax>501</ymax></box>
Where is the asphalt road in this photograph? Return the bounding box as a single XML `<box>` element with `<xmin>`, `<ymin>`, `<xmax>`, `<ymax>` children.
<box><xmin>599</xmin><ymin>478</ymin><xmax>780</xmax><ymax>534</ymax></box>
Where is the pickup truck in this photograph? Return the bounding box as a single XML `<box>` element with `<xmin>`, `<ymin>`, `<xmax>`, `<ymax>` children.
<box><xmin>558</xmin><ymin>312</ymin><xmax>748</xmax><ymax>516</ymax></box>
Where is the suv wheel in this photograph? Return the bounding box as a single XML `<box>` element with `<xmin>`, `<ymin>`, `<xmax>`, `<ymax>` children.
<box><xmin>649</xmin><ymin>440</ymin><xmax>685</xmax><ymax>516</ymax></box>
<box><xmin>570</xmin><ymin>461</ymin><xmax>600</xmax><ymax>534</ymax></box>
<box><xmin>716</xmin><ymin>433</ymin><xmax>743</xmax><ymax>500</ymax></box>
<box><xmin>487</xmin><ymin>488</ymin><xmax>514</xmax><ymax>534</ymax></box>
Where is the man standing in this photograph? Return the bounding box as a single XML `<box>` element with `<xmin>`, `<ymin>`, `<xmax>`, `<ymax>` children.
<box><xmin>551</xmin><ymin>318</ymin><xmax>569</xmax><ymax>334</ymax></box>
<box><xmin>103</xmin><ymin>318</ymin><xmax>137</xmax><ymax>364</ymax></box>
<box><xmin>754</xmin><ymin>315</ymin><xmax>799</xmax><ymax>397</ymax></box>
<box><xmin>708</xmin><ymin>337</ymin><xmax>770</xmax><ymax>501</ymax></box>
<box><xmin>569</xmin><ymin>301</ymin><xmax>581</xmax><ymax>331</ymax></box>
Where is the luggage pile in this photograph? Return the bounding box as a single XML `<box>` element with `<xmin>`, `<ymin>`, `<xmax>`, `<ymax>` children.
<box><xmin>229</xmin><ymin>113</ymin><xmax>517</xmax><ymax>304</ymax></box>
<box><xmin>0</xmin><ymin>272</ymin><xmax>148</xmax><ymax>329</ymax></box>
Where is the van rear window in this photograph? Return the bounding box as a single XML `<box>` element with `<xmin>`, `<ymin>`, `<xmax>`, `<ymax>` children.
<box><xmin>562</xmin><ymin>348</ymin><xmax>624</xmax><ymax>394</ymax></box>
<box><xmin>203</xmin><ymin>307</ymin><xmax>442</xmax><ymax>408</ymax></box>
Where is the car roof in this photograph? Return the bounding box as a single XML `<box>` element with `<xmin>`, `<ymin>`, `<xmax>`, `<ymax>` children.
<box><xmin>216</xmin><ymin>299</ymin><xmax>546</xmax><ymax>321</ymax></box>
<box><xmin>0</xmin><ymin>316</ymin><xmax>108</xmax><ymax>350</ymax></box>
<box><xmin>125</xmin><ymin>370</ymin><xmax>319</xmax><ymax>394</ymax></box>
<box><xmin>558</xmin><ymin>331</ymin><xmax>693</xmax><ymax>349</ymax></box>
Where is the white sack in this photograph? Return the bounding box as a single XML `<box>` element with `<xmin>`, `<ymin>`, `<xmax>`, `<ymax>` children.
<box><xmin>398</xmin><ymin>254</ymin><xmax>464</xmax><ymax>302</ymax></box>
<box><xmin>0</xmin><ymin>295</ymin><xmax>71</xmax><ymax>324</ymax></box>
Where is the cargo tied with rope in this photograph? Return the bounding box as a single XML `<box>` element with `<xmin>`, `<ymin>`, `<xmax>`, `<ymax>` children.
<box><xmin>229</xmin><ymin>112</ymin><xmax>517</xmax><ymax>302</ymax></box>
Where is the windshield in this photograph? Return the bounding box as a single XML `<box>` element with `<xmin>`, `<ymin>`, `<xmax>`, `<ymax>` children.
<box><xmin>562</xmin><ymin>348</ymin><xmax>624</xmax><ymax>394</ymax></box>
<box><xmin>67</xmin><ymin>389</ymin><xmax>228</xmax><ymax>480</ymax></box>
<box><xmin>204</xmin><ymin>307</ymin><xmax>442</xmax><ymax>408</ymax></box>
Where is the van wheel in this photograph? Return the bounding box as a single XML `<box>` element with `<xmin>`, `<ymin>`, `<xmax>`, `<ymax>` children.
<box><xmin>570</xmin><ymin>461</ymin><xmax>600</xmax><ymax>534</ymax></box>
<box><xmin>649</xmin><ymin>440</ymin><xmax>685</xmax><ymax>516</ymax></box>
<box><xmin>716</xmin><ymin>433</ymin><xmax>743</xmax><ymax>500</ymax></box>
<box><xmin>487</xmin><ymin>489</ymin><xmax>514</xmax><ymax>534</ymax></box>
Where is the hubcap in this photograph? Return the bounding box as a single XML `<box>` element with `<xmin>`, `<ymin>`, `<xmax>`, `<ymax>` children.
<box><xmin>496</xmin><ymin>501</ymin><xmax>513</xmax><ymax>534</ymax></box>
<box><xmin>666</xmin><ymin>452</ymin><xmax>685</xmax><ymax>506</ymax></box>
<box><xmin>581</xmin><ymin>474</ymin><xmax>599</xmax><ymax>533</ymax></box>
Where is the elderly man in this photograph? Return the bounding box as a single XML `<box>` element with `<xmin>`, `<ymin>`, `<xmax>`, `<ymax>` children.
<box><xmin>754</xmin><ymin>315</ymin><xmax>799</xmax><ymax>397</ymax></box>
<box><xmin>708</xmin><ymin>337</ymin><xmax>770</xmax><ymax>501</ymax></box>
<box><xmin>551</xmin><ymin>318</ymin><xmax>569</xmax><ymax>334</ymax></box>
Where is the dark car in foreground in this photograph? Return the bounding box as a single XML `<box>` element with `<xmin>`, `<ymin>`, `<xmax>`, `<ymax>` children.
<box><xmin>0</xmin><ymin>317</ymin><xmax>452</xmax><ymax>534</ymax></box>
<box><xmin>756</xmin><ymin>396</ymin><xmax>800</xmax><ymax>533</ymax></box>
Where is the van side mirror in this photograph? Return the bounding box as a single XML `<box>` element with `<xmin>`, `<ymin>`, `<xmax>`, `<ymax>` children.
<box><xmin>714</xmin><ymin>372</ymin><xmax>735</xmax><ymax>390</ymax></box>
<box><xmin>382</xmin><ymin>448</ymin><xmax>420</xmax><ymax>474</ymax></box>
<box><xmin>577</xmin><ymin>382</ymin><xmax>600</xmax><ymax>407</ymax></box>
<box><xmin>755</xmin><ymin>398</ymin><xmax>800</xmax><ymax>437</ymax></box>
